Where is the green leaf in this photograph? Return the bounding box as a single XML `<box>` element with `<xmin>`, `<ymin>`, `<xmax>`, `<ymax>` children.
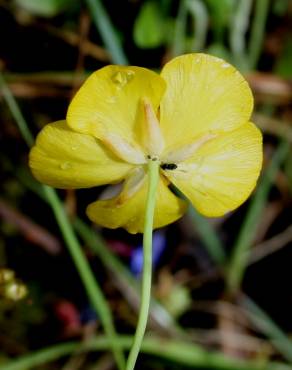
<box><xmin>133</xmin><ymin>1</ymin><xmax>166</xmax><ymax>49</ymax></box>
<box><xmin>14</xmin><ymin>0</ymin><xmax>76</xmax><ymax>17</ymax></box>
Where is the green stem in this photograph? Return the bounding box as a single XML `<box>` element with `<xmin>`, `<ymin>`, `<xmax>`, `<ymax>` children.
<box><xmin>0</xmin><ymin>74</ymin><xmax>34</xmax><ymax>147</ymax></box>
<box><xmin>189</xmin><ymin>206</ymin><xmax>226</xmax><ymax>265</ymax></box>
<box><xmin>186</xmin><ymin>0</ymin><xmax>208</xmax><ymax>52</ymax></box>
<box><xmin>242</xmin><ymin>295</ymin><xmax>292</xmax><ymax>364</ymax></box>
<box><xmin>74</xmin><ymin>218</ymin><xmax>182</xmax><ymax>334</ymax></box>
<box><xmin>12</xmin><ymin>163</ymin><xmax>184</xmax><ymax>336</ymax></box>
<box><xmin>0</xmin><ymin>72</ymin><xmax>125</xmax><ymax>370</ymax></box>
<box><xmin>172</xmin><ymin>0</ymin><xmax>187</xmax><ymax>56</ymax></box>
<box><xmin>248</xmin><ymin>0</ymin><xmax>270</xmax><ymax>70</ymax></box>
<box><xmin>126</xmin><ymin>160</ymin><xmax>160</xmax><ymax>370</ymax></box>
<box><xmin>43</xmin><ymin>187</ymin><xmax>125</xmax><ymax>370</ymax></box>
<box><xmin>229</xmin><ymin>0</ymin><xmax>253</xmax><ymax>71</ymax></box>
<box><xmin>1</xmin><ymin>335</ymin><xmax>290</xmax><ymax>370</ymax></box>
<box><xmin>227</xmin><ymin>140</ymin><xmax>289</xmax><ymax>293</ymax></box>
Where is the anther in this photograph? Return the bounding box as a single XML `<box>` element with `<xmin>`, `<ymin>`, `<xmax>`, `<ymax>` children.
<box><xmin>147</xmin><ymin>155</ymin><xmax>159</xmax><ymax>161</ymax></box>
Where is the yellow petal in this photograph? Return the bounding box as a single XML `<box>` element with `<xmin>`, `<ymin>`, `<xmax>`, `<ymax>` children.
<box><xmin>86</xmin><ymin>176</ymin><xmax>187</xmax><ymax>234</ymax></box>
<box><xmin>163</xmin><ymin>122</ymin><xmax>263</xmax><ymax>217</ymax></box>
<box><xmin>29</xmin><ymin>121</ymin><xmax>133</xmax><ymax>189</ymax></box>
<box><xmin>67</xmin><ymin>66</ymin><xmax>166</xmax><ymax>150</ymax></box>
<box><xmin>159</xmin><ymin>53</ymin><xmax>254</xmax><ymax>150</ymax></box>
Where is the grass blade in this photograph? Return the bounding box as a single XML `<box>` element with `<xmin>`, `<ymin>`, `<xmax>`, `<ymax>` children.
<box><xmin>1</xmin><ymin>334</ymin><xmax>290</xmax><ymax>370</ymax></box>
<box><xmin>229</xmin><ymin>0</ymin><xmax>252</xmax><ymax>71</ymax></box>
<box><xmin>242</xmin><ymin>295</ymin><xmax>292</xmax><ymax>364</ymax></box>
<box><xmin>0</xmin><ymin>71</ymin><xmax>125</xmax><ymax>370</ymax></box>
<box><xmin>85</xmin><ymin>0</ymin><xmax>128</xmax><ymax>65</ymax></box>
<box><xmin>189</xmin><ymin>206</ymin><xmax>226</xmax><ymax>265</ymax></box>
<box><xmin>186</xmin><ymin>0</ymin><xmax>208</xmax><ymax>52</ymax></box>
<box><xmin>227</xmin><ymin>140</ymin><xmax>290</xmax><ymax>293</ymax></box>
<box><xmin>248</xmin><ymin>0</ymin><xmax>271</xmax><ymax>69</ymax></box>
<box><xmin>172</xmin><ymin>0</ymin><xmax>188</xmax><ymax>56</ymax></box>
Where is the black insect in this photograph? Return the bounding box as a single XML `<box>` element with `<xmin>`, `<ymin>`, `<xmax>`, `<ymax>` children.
<box><xmin>161</xmin><ymin>163</ymin><xmax>177</xmax><ymax>170</ymax></box>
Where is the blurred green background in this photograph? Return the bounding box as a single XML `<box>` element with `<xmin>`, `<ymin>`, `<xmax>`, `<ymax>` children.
<box><xmin>1</xmin><ymin>0</ymin><xmax>292</xmax><ymax>369</ymax></box>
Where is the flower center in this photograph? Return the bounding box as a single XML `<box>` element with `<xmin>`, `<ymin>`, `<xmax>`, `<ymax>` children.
<box><xmin>100</xmin><ymin>98</ymin><xmax>216</xmax><ymax>169</ymax></box>
<box><xmin>100</xmin><ymin>98</ymin><xmax>217</xmax><ymax>203</ymax></box>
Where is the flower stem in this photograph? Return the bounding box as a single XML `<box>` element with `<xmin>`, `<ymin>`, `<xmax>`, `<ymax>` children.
<box><xmin>126</xmin><ymin>159</ymin><xmax>160</xmax><ymax>370</ymax></box>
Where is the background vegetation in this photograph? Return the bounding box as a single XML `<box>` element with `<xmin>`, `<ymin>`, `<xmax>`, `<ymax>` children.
<box><xmin>1</xmin><ymin>0</ymin><xmax>292</xmax><ymax>369</ymax></box>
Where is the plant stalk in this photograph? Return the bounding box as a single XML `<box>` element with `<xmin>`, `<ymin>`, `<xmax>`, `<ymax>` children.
<box><xmin>126</xmin><ymin>159</ymin><xmax>160</xmax><ymax>370</ymax></box>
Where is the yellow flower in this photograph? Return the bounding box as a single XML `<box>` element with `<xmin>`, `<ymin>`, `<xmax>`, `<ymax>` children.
<box><xmin>29</xmin><ymin>54</ymin><xmax>263</xmax><ymax>234</ymax></box>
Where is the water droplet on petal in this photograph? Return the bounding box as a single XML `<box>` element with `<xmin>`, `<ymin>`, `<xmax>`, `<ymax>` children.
<box><xmin>111</xmin><ymin>70</ymin><xmax>135</xmax><ymax>89</ymax></box>
<box><xmin>126</xmin><ymin>69</ymin><xmax>135</xmax><ymax>80</ymax></box>
<box><xmin>60</xmin><ymin>162</ymin><xmax>72</xmax><ymax>170</ymax></box>
<box><xmin>111</xmin><ymin>71</ymin><xmax>123</xmax><ymax>85</ymax></box>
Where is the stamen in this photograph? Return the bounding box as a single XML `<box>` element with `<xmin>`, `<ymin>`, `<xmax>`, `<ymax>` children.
<box><xmin>142</xmin><ymin>98</ymin><xmax>165</xmax><ymax>157</ymax></box>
